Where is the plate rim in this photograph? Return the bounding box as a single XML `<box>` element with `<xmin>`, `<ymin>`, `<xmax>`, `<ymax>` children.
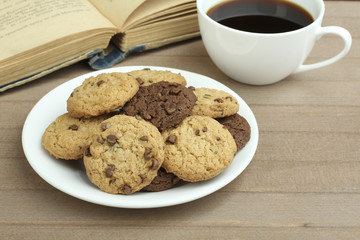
<box><xmin>22</xmin><ymin>65</ymin><xmax>258</xmax><ymax>208</ymax></box>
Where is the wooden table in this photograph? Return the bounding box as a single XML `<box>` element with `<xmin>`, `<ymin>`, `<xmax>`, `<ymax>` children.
<box><xmin>1</xmin><ymin>1</ymin><xmax>359</xmax><ymax>239</ymax></box>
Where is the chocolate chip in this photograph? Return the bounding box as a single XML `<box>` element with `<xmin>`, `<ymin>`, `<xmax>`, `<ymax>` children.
<box><xmin>109</xmin><ymin>178</ymin><xmax>116</xmax><ymax>184</ymax></box>
<box><xmin>101</xmin><ymin>122</ymin><xmax>110</xmax><ymax>131</ymax></box>
<box><xmin>165</xmin><ymin>105</ymin><xmax>177</xmax><ymax>114</ymax></box>
<box><xmin>166</xmin><ymin>135</ymin><xmax>177</xmax><ymax>144</ymax></box>
<box><xmin>144</xmin><ymin>113</ymin><xmax>152</xmax><ymax>120</ymax></box>
<box><xmin>195</xmin><ymin>129</ymin><xmax>200</xmax><ymax>136</ymax></box>
<box><xmin>168</xmin><ymin>82</ymin><xmax>179</xmax><ymax>87</ymax></box>
<box><xmin>150</xmin><ymin>158</ymin><xmax>159</xmax><ymax>170</ymax></box>
<box><xmin>68</xmin><ymin>124</ymin><xmax>78</xmax><ymax>131</ymax></box>
<box><xmin>136</xmin><ymin>77</ymin><xmax>144</xmax><ymax>85</ymax></box>
<box><xmin>107</xmin><ymin>134</ymin><xmax>118</xmax><ymax>146</ymax></box>
<box><xmin>214</xmin><ymin>98</ymin><xmax>224</xmax><ymax>103</ymax></box>
<box><xmin>172</xmin><ymin>176</ymin><xmax>180</xmax><ymax>184</ymax></box>
<box><xmin>105</xmin><ymin>164</ymin><xmax>115</xmax><ymax>178</ymax></box>
<box><xmin>97</xmin><ymin>136</ymin><xmax>104</xmax><ymax>144</ymax></box>
<box><xmin>97</xmin><ymin>80</ymin><xmax>105</xmax><ymax>87</ymax></box>
<box><xmin>143</xmin><ymin>68</ymin><xmax>151</xmax><ymax>70</ymax></box>
<box><xmin>84</xmin><ymin>145</ymin><xmax>91</xmax><ymax>157</ymax></box>
<box><xmin>216</xmin><ymin>137</ymin><xmax>221</xmax><ymax>141</ymax></box>
<box><xmin>121</xmin><ymin>185</ymin><xmax>132</xmax><ymax>194</ymax></box>
<box><xmin>144</xmin><ymin>148</ymin><xmax>152</xmax><ymax>160</ymax></box>
<box><xmin>225</xmin><ymin>96</ymin><xmax>233</xmax><ymax>101</ymax></box>
<box><xmin>140</xmin><ymin>136</ymin><xmax>148</xmax><ymax>141</ymax></box>
<box><xmin>202</xmin><ymin>127</ymin><xmax>208</xmax><ymax>132</ymax></box>
<box><xmin>170</xmin><ymin>87</ymin><xmax>181</xmax><ymax>95</ymax></box>
<box><xmin>139</xmin><ymin>174</ymin><xmax>147</xmax><ymax>183</ymax></box>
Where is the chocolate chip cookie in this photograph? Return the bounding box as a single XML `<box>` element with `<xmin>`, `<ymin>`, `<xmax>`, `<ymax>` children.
<box><xmin>190</xmin><ymin>87</ymin><xmax>239</xmax><ymax>118</ymax></box>
<box><xmin>83</xmin><ymin>115</ymin><xmax>164</xmax><ymax>194</ymax></box>
<box><xmin>42</xmin><ymin>113</ymin><xmax>110</xmax><ymax>160</ymax></box>
<box><xmin>217</xmin><ymin>114</ymin><xmax>251</xmax><ymax>151</ymax></box>
<box><xmin>162</xmin><ymin>115</ymin><xmax>237</xmax><ymax>182</ymax></box>
<box><xmin>128</xmin><ymin>68</ymin><xmax>187</xmax><ymax>86</ymax></box>
<box><xmin>122</xmin><ymin>81</ymin><xmax>197</xmax><ymax>132</ymax></box>
<box><xmin>67</xmin><ymin>72</ymin><xmax>139</xmax><ymax>118</ymax></box>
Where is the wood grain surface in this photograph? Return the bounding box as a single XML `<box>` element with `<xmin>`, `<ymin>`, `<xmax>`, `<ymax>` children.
<box><xmin>1</xmin><ymin>1</ymin><xmax>359</xmax><ymax>239</ymax></box>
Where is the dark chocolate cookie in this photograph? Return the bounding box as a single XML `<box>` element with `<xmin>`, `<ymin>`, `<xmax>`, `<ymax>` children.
<box><xmin>123</xmin><ymin>81</ymin><xmax>197</xmax><ymax>131</ymax></box>
<box><xmin>142</xmin><ymin>168</ymin><xmax>181</xmax><ymax>192</ymax></box>
<box><xmin>216</xmin><ymin>114</ymin><xmax>251</xmax><ymax>151</ymax></box>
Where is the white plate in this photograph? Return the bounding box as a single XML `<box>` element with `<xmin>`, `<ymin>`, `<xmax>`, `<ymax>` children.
<box><xmin>22</xmin><ymin>66</ymin><xmax>258</xmax><ymax>208</ymax></box>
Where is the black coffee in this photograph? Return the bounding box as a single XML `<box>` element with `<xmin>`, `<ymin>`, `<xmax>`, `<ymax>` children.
<box><xmin>207</xmin><ymin>0</ymin><xmax>314</xmax><ymax>33</ymax></box>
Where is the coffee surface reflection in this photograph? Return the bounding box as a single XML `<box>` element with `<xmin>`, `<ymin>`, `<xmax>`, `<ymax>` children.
<box><xmin>207</xmin><ymin>0</ymin><xmax>314</xmax><ymax>33</ymax></box>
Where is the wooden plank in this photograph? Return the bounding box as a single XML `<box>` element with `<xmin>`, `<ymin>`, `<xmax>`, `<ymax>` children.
<box><xmin>225</xmin><ymin>159</ymin><xmax>360</xmax><ymax>193</ymax></box>
<box><xmin>252</xmin><ymin>105</ymin><xmax>360</xmax><ymax>133</ymax></box>
<box><xmin>1</xmin><ymin>225</ymin><xmax>360</xmax><ymax>240</ymax></box>
<box><xmin>254</xmin><ymin>131</ymin><xmax>360</xmax><ymax>162</ymax></box>
<box><xmin>1</xmin><ymin>155</ymin><xmax>360</xmax><ymax>193</ymax></box>
<box><xmin>1</xmin><ymin>191</ymin><xmax>360</xmax><ymax>239</ymax></box>
<box><xmin>1</xmin><ymin>191</ymin><xmax>359</xmax><ymax>225</ymax></box>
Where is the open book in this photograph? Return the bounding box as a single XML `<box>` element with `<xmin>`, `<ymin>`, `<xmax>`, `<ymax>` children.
<box><xmin>0</xmin><ymin>0</ymin><xmax>199</xmax><ymax>92</ymax></box>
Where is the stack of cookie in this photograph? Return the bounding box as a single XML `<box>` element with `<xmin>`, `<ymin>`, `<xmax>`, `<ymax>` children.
<box><xmin>42</xmin><ymin>69</ymin><xmax>250</xmax><ymax>194</ymax></box>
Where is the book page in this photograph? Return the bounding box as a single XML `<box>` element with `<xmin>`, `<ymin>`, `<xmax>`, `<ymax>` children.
<box><xmin>122</xmin><ymin>0</ymin><xmax>194</xmax><ymax>30</ymax></box>
<box><xmin>0</xmin><ymin>0</ymin><xmax>116</xmax><ymax>62</ymax></box>
<box><xmin>88</xmin><ymin>0</ymin><xmax>145</xmax><ymax>29</ymax></box>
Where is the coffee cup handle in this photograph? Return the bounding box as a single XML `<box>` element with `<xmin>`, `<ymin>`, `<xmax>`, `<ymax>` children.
<box><xmin>294</xmin><ymin>26</ymin><xmax>352</xmax><ymax>74</ymax></box>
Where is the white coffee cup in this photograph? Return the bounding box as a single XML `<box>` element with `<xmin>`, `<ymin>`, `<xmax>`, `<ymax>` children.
<box><xmin>197</xmin><ymin>0</ymin><xmax>352</xmax><ymax>85</ymax></box>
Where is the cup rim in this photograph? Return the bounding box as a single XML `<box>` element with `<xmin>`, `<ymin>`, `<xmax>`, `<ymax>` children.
<box><xmin>196</xmin><ymin>0</ymin><xmax>325</xmax><ymax>36</ymax></box>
